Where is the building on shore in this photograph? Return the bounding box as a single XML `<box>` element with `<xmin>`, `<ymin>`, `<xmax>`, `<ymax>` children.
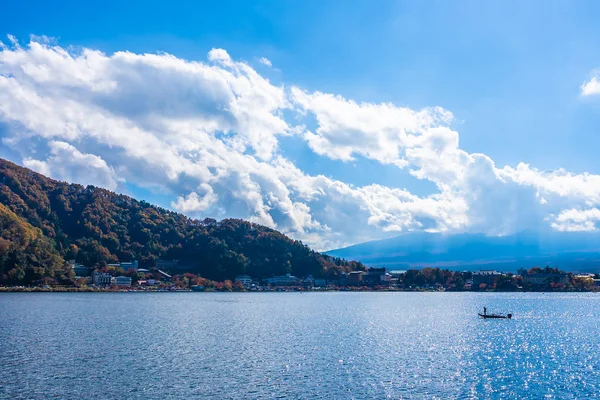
<box><xmin>472</xmin><ymin>270</ymin><xmax>503</xmax><ymax>288</ymax></box>
<box><xmin>113</xmin><ymin>276</ymin><xmax>132</xmax><ymax>286</ymax></box>
<box><xmin>265</xmin><ymin>274</ymin><xmax>299</xmax><ymax>286</ymax></box>
<box><xmin>347</xmin><ymin>271</ymin><xmax>364</xmax><ymax>286</ymax></box>
<box><xmin>362</xmin><ymin>268</ymin><xmax>390</xmax><ymax>286</ymax></box>
<box><xmin>235</xmin><ymin>275</ymin><xmax>253</xmax><ymax>287</ymax></box>
<box><xmin>92</xmin><ymin>270</ymin><xmax>113</xmax><ymax>285</ymax></box>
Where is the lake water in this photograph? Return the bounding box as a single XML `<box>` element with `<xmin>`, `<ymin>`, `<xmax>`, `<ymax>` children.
<box><xmin>1</xmin><ymin>292</ymin><xmax>599</xmax><ymax>399</ymax></box>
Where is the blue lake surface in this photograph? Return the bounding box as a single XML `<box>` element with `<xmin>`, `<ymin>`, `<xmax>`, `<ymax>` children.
<box><xmin>1</xmin><ymin>292</ymin><xmax>599</xmax><ymax>399</ymax></box>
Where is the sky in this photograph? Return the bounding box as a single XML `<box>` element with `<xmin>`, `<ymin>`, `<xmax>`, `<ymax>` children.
<box><xmin>2</xmin><ymin>0</ymin><xmax>600</xmax><ymax>250</ymax></box>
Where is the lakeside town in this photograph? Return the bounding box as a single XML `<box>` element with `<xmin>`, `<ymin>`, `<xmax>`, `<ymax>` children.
<box><xmin>2</xmin><ymin>259</ymin><xmax>600</xmax><ymax>293</ymax></box>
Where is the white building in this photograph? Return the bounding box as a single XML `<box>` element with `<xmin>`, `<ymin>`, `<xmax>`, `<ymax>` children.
<box><xmin>113</xmin><ymin>276</ymin><xmax>132</xmax><ymax>286</ymax></box>
<box><xmin>265</xmin><ymin>274</ymin><xmax>299</xmax><ymax>286</ymax></box>
<box><xmin>234</xmin><ymin>275</ymin><xmax>253</xmax><ymax>287</ymax></box>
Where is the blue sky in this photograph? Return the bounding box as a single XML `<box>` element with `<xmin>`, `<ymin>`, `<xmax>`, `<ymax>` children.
<box><xmin>6</xmin><ymin>0</ymin><xmax>600</xmax><ymax>170</ymax></box>
<box><xmin>2</xmin><ymin>1</ymin><xmax>600</xmax><ymax>249</ymax></box>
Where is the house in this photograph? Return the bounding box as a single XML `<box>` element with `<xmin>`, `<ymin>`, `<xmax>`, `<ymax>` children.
<box><xmin>114</xmin><ymin>276</ymin><xmax>132</xmax><ymax>286</ymax></box>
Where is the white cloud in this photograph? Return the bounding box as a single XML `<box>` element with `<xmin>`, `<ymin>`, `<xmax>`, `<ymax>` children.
<box><xmin>551</xmin><ymin>208</ymin><xmax>600</xmax><ymax>232</ymax></box>
<box><xmin>23</xmin><ymin>141</ymin><xmax>118</xmax><ymax>190</ymax></box>
<box><xmin>207</xmin><ymin>48</ymin><xmax>231</xmax><ymax>64</ymax></box>
<box><xmin>259</xmin><ymin>57</ymin><xmax>272</xmax><ymax>67</ymax></box>
<box><xmin>290</xmin><ymin>87</ymin><xmax>454</xmax><ymax>165</ymax></box>
<box><xmin>172</xmin><ymin>184</ymin><xmax>217</xmax><ymax>212</ymax></box>
<box><xmin>2</xmin><ymin>36</ymin><xmax>600</xmax><ymax>250</ymax></box>
<box><xmin>581</xmin><ymin>73</ymin><xmax>600</xmax><ymax>96</ymax></box>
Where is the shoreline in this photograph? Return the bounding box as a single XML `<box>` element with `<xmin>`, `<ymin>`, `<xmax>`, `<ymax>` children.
<box><xmin>1</xmin><ymin>287</ymin><xmax>598</xmax><ymax>293</ymax></box>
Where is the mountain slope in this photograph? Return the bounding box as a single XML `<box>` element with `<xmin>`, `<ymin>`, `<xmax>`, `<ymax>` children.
<box><xmin>0</xmin><ymin>203</ymin><xmax>69</xmax><ymax>284</ymax></box>
<box><xmin>0</xmin><ymin>158</ymin><xmax>363</xmax><ymax>285</ymax></box>
<box><xmin>327</xmin><ymin>231</ymin><xmax>600</xmax><ymax>272</ymax></box>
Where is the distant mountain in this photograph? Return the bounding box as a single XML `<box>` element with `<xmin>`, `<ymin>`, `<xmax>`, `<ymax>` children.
<box><xmin>326</xmin><ymin>230</ymin><xmax>600</xmax><ymax>273</ymax></box>
<box><xmin>0</xmin><ymin>158</ymin><xmax>363</xmax><ymax>285</ymax></box>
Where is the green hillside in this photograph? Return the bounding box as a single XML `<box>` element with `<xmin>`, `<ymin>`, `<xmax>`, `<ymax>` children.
<box><xmin>0</xmin><ymin>158</ymin><xmax>363</xmax><ymax>285</ymax></box>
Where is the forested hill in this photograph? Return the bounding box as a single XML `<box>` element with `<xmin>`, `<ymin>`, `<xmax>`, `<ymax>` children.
<box><xmin>0</xmin><ymin>158</ymin><xmax>364</xmax><ymax>285</ymax></box>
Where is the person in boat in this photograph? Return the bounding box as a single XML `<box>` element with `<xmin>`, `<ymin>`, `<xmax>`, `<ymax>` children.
<box><xmin>483</xmin><ymin>307</ymin><xmax>487</xmax><ymax>316</ymax></box>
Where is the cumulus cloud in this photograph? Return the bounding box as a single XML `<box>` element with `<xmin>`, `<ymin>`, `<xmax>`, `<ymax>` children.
<box><xmin>1</xmin><ymin>35</ymin><xmax>600</xmax><ymax>250</ymax></box>
<box><xmin>172</xmin><ymin>184</ymin><xmax>217</xmax><ymax>213</ymax></box>
<box><xmin>207</xmin><ymin>48</ymin><xmax>232</xmax><ymax>64</ymax></box>
<box><xmin>551</xmin><ymin>208</ymin><xmax>600</xmax><ymax>232</ymax></box>
<box><xmin>23</xmin><ymin>141</ymin><xmax>118</xmax><ymax>190</ymax></box>
<box><xmin>581</xmin><ymin>73</ymin><xmax>600</xmax><ymax>96</ymax></box>
<box><xmin>290</xmin><ymin>87</ymin><xmax>454</xmax><ymax>165</ymax></box>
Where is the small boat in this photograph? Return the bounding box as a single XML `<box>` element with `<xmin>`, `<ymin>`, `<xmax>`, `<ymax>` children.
<box><xmin>479</xmin><ymin>307</ymin><xmax>512</xmax><ymax>319</ymax></box>
<box><xmin>478</xmin><ymin>313</ymin><xmax>512</xmax><ymax>319</ymax></box>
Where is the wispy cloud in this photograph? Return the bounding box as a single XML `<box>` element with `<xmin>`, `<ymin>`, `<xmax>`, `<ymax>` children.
<box><xmin>259</xmin><ymin>57</ymin><xmax>272</xmax><ymax>67</ymax></box>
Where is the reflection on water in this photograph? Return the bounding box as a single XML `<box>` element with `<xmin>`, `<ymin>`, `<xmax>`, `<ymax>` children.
<box><xmin>1</xmin><ymin>292</ymin><xmax>599</xmax><ymax>399</ymax></box>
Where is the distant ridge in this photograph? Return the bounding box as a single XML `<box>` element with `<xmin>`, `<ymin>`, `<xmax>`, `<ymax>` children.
<box><xmin>326</xmin><ymin>230</ymin><xmax>600</xmax><ymax>272</ymax></box>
